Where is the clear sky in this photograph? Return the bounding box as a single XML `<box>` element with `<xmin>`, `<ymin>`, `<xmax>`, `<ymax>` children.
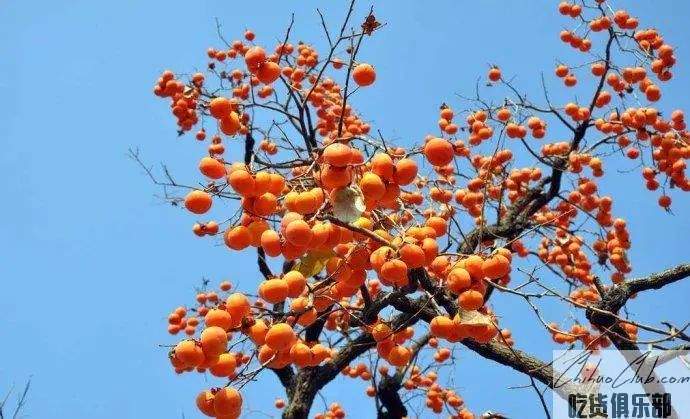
<box><xmin>2</xmin><ymin>1</ymin><xmax>690</xmax><ymax>418</ymax></box>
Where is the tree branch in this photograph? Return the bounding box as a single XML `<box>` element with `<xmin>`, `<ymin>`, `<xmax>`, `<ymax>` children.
<box><xmin>627</xmin><ymin>263</ymin><xmax>690</xmax><ymax>294</ymax></box>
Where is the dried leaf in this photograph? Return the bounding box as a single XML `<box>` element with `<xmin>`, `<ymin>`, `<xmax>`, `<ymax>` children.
<box><xmin>361</xmin><ymin>14</ymin><xmax>381</xmax><ymax>36</ymax></box>
<box><xmin>332</xmin><ymin>186</ymin><xmax>366</xmax><ymax>223</ymax></box>
<box><xmin>293</xmin><ymin>250</ymin><xmax>336</xmax><ymax>278</ymax></box>
<box><xmin>555</xmin><ymin>236</ymin><xmax>570</xmax><ymax>247</ymax></box>
<box><xmin>183</xmin><ymin>85</ymin><xmax>195</xmax><ymax>98</ymax></box>
<box><xmin>457</xmin><ymin>310</ymin><xmax>494</xmax><ymax>326</ymax></box>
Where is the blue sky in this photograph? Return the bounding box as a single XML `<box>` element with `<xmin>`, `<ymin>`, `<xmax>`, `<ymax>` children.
<box><xmin>1</xmin><ymin>1</ymin><xmax>690</xmax><ymax>418</ymax></box>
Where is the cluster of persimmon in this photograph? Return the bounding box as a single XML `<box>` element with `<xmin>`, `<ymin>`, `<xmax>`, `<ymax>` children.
<box><xmin>192</xmin><ymin>220</ymin><xmax>220</xmax><ymax>238</ymax></box>
<box><xmin>428</xmin><ymin>338</ymin><xmax>457</xmax><ymax>360</ymax></box>
<box><xmin>559</xmin><ymin>30</ymin><xmax>592</xmax><ymax>54</ymax></box>
<box><xmin>399</xmin><ymin>367</ymin><xmax>473</xmax><ymax>417</ymax></box>
<box><xmin>313</xmin><ymin>403</ymin><xmax>346</xmax><ymax>419</ymax></box>
<box><xmin>255</xmin><ymin>138</ymin><xmax>277</xmax><ymax>155</ymax></box>
<box><xmin>557</xmin><ymin>2</ymin><xmax>582</xmax><ymax>19</ymax></box>
<box><xmin>341</xmin><ymin>360</ymin><xmax>473</xmax><ymax>417</ymax></box>
<box><xmin>597</xmin><ymin>216</ymin><xmax>633</xmax><ymax>276</ymax></box>
<box><xmin>437</xmin><ymin>106</ymin><xmax>460</xmax><ymax>136</ymax></box>
<box><xmin>548</xmin><ymin>321</ymin><xmax>613</xmax><ymax>351</ymax></box>
<box><xmin>341</xmin><ymin>362</ymin><xmax>373</xmax><ymax>382</ymax></box>
<box><xmin>551</xmin><ymin>6</ymin><xmax>689</xmax><ymax>207</ymax></box>
<box><xmin>570</xmin><ymin>286</ymin><xmax>602</xmax><ymax>306</ymax></box>
<box><xmin>533</xmin><ymin>193</ymin><xmax>632</xmax><ymax>283</ymax></box>
<box><xmin>167</xmin><ymin>280</ymin><xmax>232</xmax><ymax>337</ymax></box>
<box><xmin>555</xmin><ymin>64</ymin><xmax>579</xmax><ymax>87</ymax></box>
<box><xmin>149</xmin><ymin>2</ymin><xmax>690</xmax><ymax>417</ymax></box>
<box><xmin>540</xmin><ymin>102</ymin><xmax>690</xmax><ymax>206</ymax></box>
<box><xmin>545</xmin><ymin>284</ymin><xmax>641</xmax><ymax>350</ymax></box>
<box><xmin>153</xmin><ymin>70</ymin><xmax>202</xmax><ymax>132</ymax></box>
<box><xmin>172</xmin><ymin>282</ymin><xmax>347</xmax><ymax>418</ymax></box>
<box><xmin>418</xmin><ymin>253</ymin><xmax>512</xmax><ymax>341</ymax></box>
<box><xmin>369</xmin><ymin>323</ymin><xmax>419</xmax><ymax>366</ymax></box>
<box><xmin>177</xmin><ymin>136</ymin><xmax>516</xmax><ymax>416</ymax></box>
<box><xmin>549</xmin><ymin>316</ymin><xmax>638</xmax><ymax>350</ymax></box>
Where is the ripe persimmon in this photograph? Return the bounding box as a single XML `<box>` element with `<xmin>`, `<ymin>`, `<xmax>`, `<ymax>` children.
<box><xmin>258</xmin><ymin>278</ymin><xmax>289</xmax><ymax>304</ymax></box>
<box><xmin>220</xmin><ymin>112</ymin><xmax>241</xmax><ymax>136</ymax></box>
<box><xmin>380</xmin><ymin>259</ymin><xmax>408</xmax><ymax>285</ymax></box>
<box><xmin>371</xmin><ymin>153</ymin><xmax>394</xmax><ymax>180</ymax></box>
<box><xmin>224</xmin><ymin>225</ymin><xmax>252</xmax><ymax>250</ymax></box>
<box><xmin>253</xmin><ymin>192</ymin><xmax>278</xmax><ymax>216</ymax></box>
<box><xmin>482</xmin><ymin>254</ymin><xmax>511</xmax><ymax>279</ymax></box>
<box><xmin>284</xmin><ymin>220</ymin><xmax>313</xmax><ymax>247</ymax></box>
<box><xmin>185</xmin><ymin>190</ymin><xmax>213</xmax><ymax>214</ymax></box>
<box><xmin>197</xmin><ymin>390</ymin><xmax>216</xmax><ymax>417</ymax></box>
<box><xmin>424</xmin><ymin>138</ymin><xmax>454</xmax><ymax>166</ymax></box>
<box><xmin>447</xmin><ymin>268</ymin><xmax>471</xmax><ymax>294</ymax></box>
<box><xmin>283</xmin><ymin>271</ymin><xmax>306</xmax><ymax>297</ymax></box>
<box><xmin>175</xmin><ymin>340</ymin><xmax>205</xmax><ymax>367</ymax></box>
<box><xmin>458</xmin><ymin>290</ymin><xmax>484</xmax><ymax>311</ymax></box>
<box><xmin>225</xmin><ymin>293</ymin><xmax>251</xmax><ymax>327</ymax></box>
<box><xmin>430</xmin><ymin>315</ymin><xmax>454</xmax><ymax>338</ymax></box>
<box><xmin>290</xmin><ymin>297</ymin><xmax>317</xmax><ymax>326</ymax></box>
<box><xmin>200</xmin><ymin>326</ymin><xmax>229</xmax><ymax>357</ymax></box>
<box><xmin>245</xmin><ymin>46</ymin><xmax>266</xmax><ymax>71</ymax></box>
<box><xmin>210</xmin><ymin>352</ymin><xmax>238</xmax><ymax>377</ymax></box>
<box><xmin>372</xmin><ymin>323</ymin><xmax>393</xmax><ymax>343</ymax></box>
<box><xmin>352</xmin><ymin>63</ymin><xmax>376</xmax><ymax>86</ymax></box>
<box><xmin>257</xmin><ymin>61</ymin><xmax>281</xmax><ymax>84</ymax></box>
<box><xmin>360</xmin><ymin>173</ymin><xmax>386</xmax><ymax>200</ymax></box>
<box><xmin>199</xmin><ymin>157</ymin><xmax>226</xmax><ymax>179</ymax></box>
<box><xmin>387</xmin><ymin>345</ymin><xmax>411</xmax><ymax>366</ymax></box>
<box><xmin>460</xmin><ymin>256</ymin><xmax>482</xmax><ymax>280</ymax></box>
<box><xmin>213</xmin><ymin>387</ymin><xmax>242</xmax><ymax>417</ymax></box>
<box><xmin>488</xmin><ymin>67</ymin><xmax>501</xmax><ymax>82</ymax></box>
<box><xmin>290</xmin><ymin>341</ymin><xmax>313</xmax><ymax>367</ymax></box>
<box><xmin>399</xmin><ymin>243</ymin><xmax>426</xmax><ymax>268</ymax></box>
<box><xmin>209</xmin><ymin>97</ymin><xmax>232</xmax><ymax>119</ymax></box>
<box><xmin>245</xmin><ymin>320</ymin><xmax>269</xmax><ymax>345</ymax></box>
<box><xmin>265</xmin><ymin>323</ymin><xmax>297</xmax><ymax>351</ymax></box>
<box><xmin>260</xmin><ymin>229</ymin><xmax>283</xmax><ymax>257</ymax></box>
<box><xmin>497</xmin><ymin>108</ymin><xmax>511</xmax><ymax>121</ymax></box>
<box><xmin>394</xmin><ymin>158</ymin><xmax>418</xmax><ymax>185</ymax></box>
<box><xmin>319</xmin><ymin>165</ymin><xmax>352</xmax><ymax>189</ymax></box>
<box><xmin>425</xmin><ymin>216</ymin><xmax>447</xmax><ymax>237</ymax></box>
<box><xmin>323</xmin><ymin>143</ymin><xmax>353</xmax><ymax>167</ymax></box>
<box><xmin>205</xmin><ymin>309</ymin><xmax>233</xmax><ymax>331</ymax></box>
<box><xmin>658</xmin><ymin>195</ymin><xmax>671</xmax><ymax>208</ymax></box>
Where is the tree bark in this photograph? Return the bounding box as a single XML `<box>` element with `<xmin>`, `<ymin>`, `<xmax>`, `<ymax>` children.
<box><xmin>376</xmin><ymin>374</ymin><xmax>407</xmax><ymax>419</ymax></box>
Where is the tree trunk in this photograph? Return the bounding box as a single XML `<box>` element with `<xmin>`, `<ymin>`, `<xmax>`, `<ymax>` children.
<box><xmin>282</xmin><ymin>368</ymin><xmax>319</xmax><ymax>419</ymax></box>
<box><xmin>377</xmin><ymin>374</ymin><xmax>407</xmax><ymax>419</ymax></box>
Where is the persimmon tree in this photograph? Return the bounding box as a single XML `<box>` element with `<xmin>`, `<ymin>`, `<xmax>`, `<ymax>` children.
<box><xmin>137</xmin><ymin>1</ymin><xmax>690</xmax><ymax>418</ymax></box>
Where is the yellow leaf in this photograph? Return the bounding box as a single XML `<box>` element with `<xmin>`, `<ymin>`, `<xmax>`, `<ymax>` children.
<box><xmin>293</xmin><ymin>250</ymin><xmax>336</xmax><ymax>278</ymax></box>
